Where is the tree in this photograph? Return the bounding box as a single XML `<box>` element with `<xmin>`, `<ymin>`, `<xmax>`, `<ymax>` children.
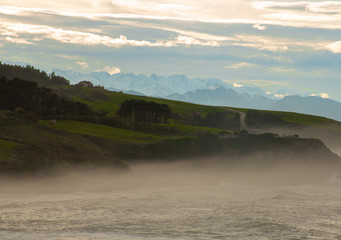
<box><xmin>116</xmin><ymin>99</ymin><xmax>172</xmax><ymax>124</ymax></box>
<box><xmin>0</xmin><ymin>77</ymin><xmax>94</xmax><ymax>119</ymax></box>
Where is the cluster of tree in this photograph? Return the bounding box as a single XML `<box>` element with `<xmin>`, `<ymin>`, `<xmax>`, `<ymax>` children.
<box><xmin>182</xmin><ymin>110</ymin><xmax>240</xmax><ymax>131</ymax></box>
<box><xmin>246</xmin><ymin>110</ymin><xmax>284</xmax><ymax>127</ymax></box>
<box><xmin>0</xmin><ymin>77</ymin><xmax>93</xmax><ymax>118</ymax></box>
<box><xmin>117</xmin><ymin>99</ymin><xmax>172</xmax><ymax>124</ymax></box>
<box><xmin>0</xmin><ymin>62</ymin><xmax>69</xmax><ymax>87</ymax></box>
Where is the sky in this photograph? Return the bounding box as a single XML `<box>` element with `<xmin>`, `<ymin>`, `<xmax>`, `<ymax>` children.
<box><xmin>0</xmin><ymin>0</ymin><xmax>340</xmax><ymax>101</ymax></box>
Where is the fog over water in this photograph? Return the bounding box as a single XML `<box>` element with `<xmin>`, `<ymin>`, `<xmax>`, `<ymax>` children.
<box><xmin>1</xmin><ymin>160</ymin><xmax>341</xmax><ymax>240</ymax></box>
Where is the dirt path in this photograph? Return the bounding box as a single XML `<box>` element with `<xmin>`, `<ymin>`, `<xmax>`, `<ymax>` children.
<box><xmin>222</xmin><ymin>108</ymin><xmax>247</xmax><ymax>130</ymax></box>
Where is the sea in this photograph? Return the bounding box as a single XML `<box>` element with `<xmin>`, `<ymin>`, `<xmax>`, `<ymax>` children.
<box><xmin>0</xmin><ymin>166</ymin><xmax>341</xmax><ymax>240</ymax></box>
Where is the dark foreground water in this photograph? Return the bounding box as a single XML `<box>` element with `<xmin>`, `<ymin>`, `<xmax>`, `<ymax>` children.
<box><xmin>1</xmin><ymin>172</ymin><xmax>341</xmax><ymax>240</ymax></box>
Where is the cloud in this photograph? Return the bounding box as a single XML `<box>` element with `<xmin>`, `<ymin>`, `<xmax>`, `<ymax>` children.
<box><xmin>273</xmin><ymin>55</ymin><xmax>293</xmax><ymax>63</ymax></box>
<box><xmin>175</xmin><ymin>35</ymin><xmax>219</xmax><ymax>47</ymax></box>
<box><xmin>233</xmin><ymin>83</ymin><xmax>244</xmax><ymax>88</ymax></box>
<box><xmin>1</xmin><ymin>36</ymin><xmax>31</xmax><ymax>44</ymax></box>
<box><xmin>225</xmin><ymin>62</ymin><xmax>257</xmax><ymax>69</ymax></box>
<box><xmin>320</xmin><ymin>93</ymin><xmax>329</xmax><ymax>99</ymax></box>
<box><xmin>325</xmin><ymin>41</ymin><xmax>341</xmax><ymax>53</ymax></box>
<box><xmin>253</xmin><ymin>1</ymin><xmax>308</xmax><ymax>11</ymax></box>
<box><xmin>77</xmin><ymin>61</ymin><xmax>88</xmax><ymax>69</ymax></box>
<box><xmin>306</xmin><ymin>2</ymin><xmax>341</xmax><ymax>14</ymax></box>
<box><xmin>310</xmin><ymin>92</ymin><xmax>330</xmax><ymax>99</ymax></box>
<box><xmin>270</xmin><ymin>67</ymin><xmax>295</xmax><ymax>72</ymax></box>
<box><xmin>233</xmin><ymin>35</ymin><xmax>289</xmax><ymax>52</ymax></box>
<box><xmin>274</xmin><ymin>94</ymin><xmax>289</xmax><ymax>98</ymax></box>
<box><xmin>102</xmin><ymin>0</ymin><xmax>198</xmax><ymax>14</ymax></box>
<box><xmin>95</xmin><ymin>66</ymin><xmax>121</xmax><ymax>75</ymax></box>
<box><xmin>2</xmin><ymin>3</ymin><xmax>341</xmax><ymax>32</ymax></box>
<box><xmin>253</xmin><ymin>1</ymin><xmax>341</xmax><ymax>15</ymax></box>
<box><xmin>0</xmin><ymin>22</ymin><xmax>154</xmax><ymax>47</ymax></box>
<box><xmin>252</xmin><ymin>24</ymin><xmax>267</xmax><ymax>31</ymax></box>
<box><xmin>0</xmin><ymin>22</ymin><xmax>221</xmax><ymax>48</ymax></box>
<box><xmin>56</xmin><ymin>55</ymin><xmax>79</xmax><ymax>60</ymax></box>
<box><xmin>235</xmin><ymin>79</ymin><xmax>288</xmax><ymax>86</ymax></box>
<box><xmin>252</xmin><ymin>1</ymin><xmax>341</xmax><ymax>29</ymax></box>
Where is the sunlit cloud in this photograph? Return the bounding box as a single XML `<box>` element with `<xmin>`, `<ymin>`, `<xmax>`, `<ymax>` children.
<box><xmin>224</xmin><ymin>79</ymin><xmax>288</xmax><ymax>87</ymax></box>
<box><xmin>252</xmin><ymin>1</ymin><xmax>341</xmax><ymax>29</ymax></box>
<box><xmin>320</xmin><ymin>92</ymin><xmax>330</xmax><ymax>99</ymax></box>
<box><xmin>175</xmin><ymin>35</ymin><xmax>219</xmax><ymax>47</ymax></box>
<box><xmin>306</xmin><ymin>1</ymin><xmax>341</xmax><ymax>14</ymax></box>
<box><xmin>325</xmin><ymin>41</ymin><xmax>341</xmax><ymax>53</ymax></box>
<box><xmin>56</xmin><ymin>55</ymin><xmax>79</xmax><ymax>60</ymax></box>
<box><xmin>77</xmin><ymin>61</ymin><xmax>88</xmax><ymax>69</ymax></box>
<box><xmin>273</xmin><ymin>55</ymin><xmax>293</xmax><ymax>63</ymax></box>
<box><xmin>0</xmin><ymin>22</ymin><xmax>220</xmax><ymax>48</ymax></box>
<box><xmin>233</xmin><ymin>35</ymin><xmax>289</xmax><ymax>52</ymax></box>
<box><xmin>2</xmin><ymin>3</ymin><xmax>341</xmax><ymax>30</ymax></box>
<box><xmin>252</xmin><ymin>24</ymin><xmax>268</xmax><ymax>31</ymax></box>
<box><xmin>274</xmin><ymin>94</ymin><xmax>289</xmax><ymax>98</ymax></box>
<box><xmin>270</xmin><ymin>67</ymin><xmax>295</xmax><ymax>72</ymax></box>
<box><xmin>107</xmin><ymin>1</ymin><xmax>197</xmax><ymax>12</ymax></box>
<box><xmin>225</xmin><ymin>62</ymin><xmax>257</xmax><ymax>69</ymax></box>
<box><xmin>233</xmin><ymin>83</ymin><xmax>244</xmax><ymax>88</ymax></box>
<box><xmin>310</xmin><ymin>92</ymin><xmax>330</xmax><ymax>98</ymax></box>
<box><xmin>1</xmin><ymin>36</ymin><xmax>31</xmax><ymax>44</ymax></box>
<box><xmin>252</xmin><ymin>1</ymin><xmax>308</xmax><ymax>11</ymax></box>
<box><xmin>95</xmin><ymin>66</ymin><xmax>121</xmax><ymax>75</ymax></box>
<box><xmin>154</xmin><ymin>28</ymin><xmax>234</xmax><ymax>42</ymax></box>
<box><xmin>253</xmin><ymin>1</ymin><xmax>341</xmax><ymax>15</ymax></box>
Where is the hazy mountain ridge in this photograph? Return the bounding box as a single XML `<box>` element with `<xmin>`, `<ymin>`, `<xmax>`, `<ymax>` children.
<box><xmin>169</xmin><ymin>88</ymin><xmax>341</xmax><ymax>121</ymax></box>
<box><xmin>271</xmin><ymin>95</ymin><xmax>341</xmax><ymax>122</ymax></box>
<box><xmin>167</xmin><ymin>86</ymin><xmax>275</xmax><ymax>109</ymax></box>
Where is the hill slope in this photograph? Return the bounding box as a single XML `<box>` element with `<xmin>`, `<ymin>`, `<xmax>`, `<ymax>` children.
<box><xmin>1</xmin><ymin>62</ymin><xmax>341</xmax><ymax>175</ymax></box>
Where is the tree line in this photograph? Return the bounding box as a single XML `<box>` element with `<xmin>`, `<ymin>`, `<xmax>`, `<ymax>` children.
<box><xmin>0</xmin><ymin>77</ymin><xmax>93</xmax><ymax>118</ymax></box>
<box><xmin>0</xmin><ymin>62</ymin><xmax>69</xmax><ymax>87</ymax></box>
<box><xmin>182</xmin><ymin>110</ymin><xmax>240</xmax><ymax>131</ymax></box>
<box><xmin>117</xmin><ymin>99</ymin><xmax>172</xmax><ymax>124</ymax></box>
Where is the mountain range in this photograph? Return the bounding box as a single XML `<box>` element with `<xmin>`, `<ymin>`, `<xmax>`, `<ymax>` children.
<box><xmin>53</xmin><ymin>69</ymin><xmax>341</xmax><ymax>121</ymax></box>
<box><xmin>53</xmin><ymin>69</ymin><xmax>229</xmax><ymax>97</ymax></box>
<box><xmin>168</xmin><ymin>86</ymin><xmax>341</xmax><ymax>121</ymax></box>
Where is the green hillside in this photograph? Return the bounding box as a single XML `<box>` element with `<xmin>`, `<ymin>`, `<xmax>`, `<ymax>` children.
<box><xmin>1</xmin><ymin>62</ymin><xmax>341</xmax><ymax>175</ymax></box>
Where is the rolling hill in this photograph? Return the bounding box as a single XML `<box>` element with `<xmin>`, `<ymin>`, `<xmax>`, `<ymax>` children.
<box><xmin>0</xmin><ymin>62</ymin><xmax>341</xmax><ymax>175</ymax></box>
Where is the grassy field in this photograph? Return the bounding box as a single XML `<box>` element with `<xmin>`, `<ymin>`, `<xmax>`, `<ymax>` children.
<box><xmin>54</xmin><ymin>86</ymin><xmax>341</xmax><ymax>132</ymax></box>
<box><xmin>39</xmin><ymin>120</ymin><xmax>229</xmax><ymax>144</ymax></box>
<box><xmin>161</xmin><ymin>123</ymin><xmax>229</xmax><ymax>135</ymax></box>
<box><xmin>40</xmin><ymin>120</ymin><xmax>168</xmax><ymax>144</ymax></box>
<box><xmin>0</xmin><ymin>139</ymin><xmax>19</xmax><ymax>161</ymax></box>
<box><xmin>258</xmin><ymin>110</ymin><xmax>341</xmax><ymax>132</ymax></box>
<box><xmin>56</xmin><ymin>86</ymin><xmax>225</xmax><ymax>117</ymax></box>
<box><xmin>271</xmin><ymin>111</ymin><xmax>336</xmax><ymax>126</ymax></box>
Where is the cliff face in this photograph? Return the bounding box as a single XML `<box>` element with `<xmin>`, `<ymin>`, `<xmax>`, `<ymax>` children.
<box><xmin>1</xmin><ymin>111</ymin><xmax>340</xmax><ymax>176</ymax></box>
<box><xmin>124</xmin><ymin>133</ymin><xmax>341</xmax><ymax>168</ymax></box>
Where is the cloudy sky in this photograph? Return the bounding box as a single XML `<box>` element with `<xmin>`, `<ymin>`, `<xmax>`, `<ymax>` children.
<box><xmin>0</xmin><ymin>0</ymin><xmax>340</xmax><ymax>100</ymax></box>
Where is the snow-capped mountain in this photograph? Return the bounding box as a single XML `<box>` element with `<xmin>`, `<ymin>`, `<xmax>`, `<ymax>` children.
<box><xmin>53</xmin><ymin>69</ymin><xmax>232</xmax><ymax>97</ymax></box>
